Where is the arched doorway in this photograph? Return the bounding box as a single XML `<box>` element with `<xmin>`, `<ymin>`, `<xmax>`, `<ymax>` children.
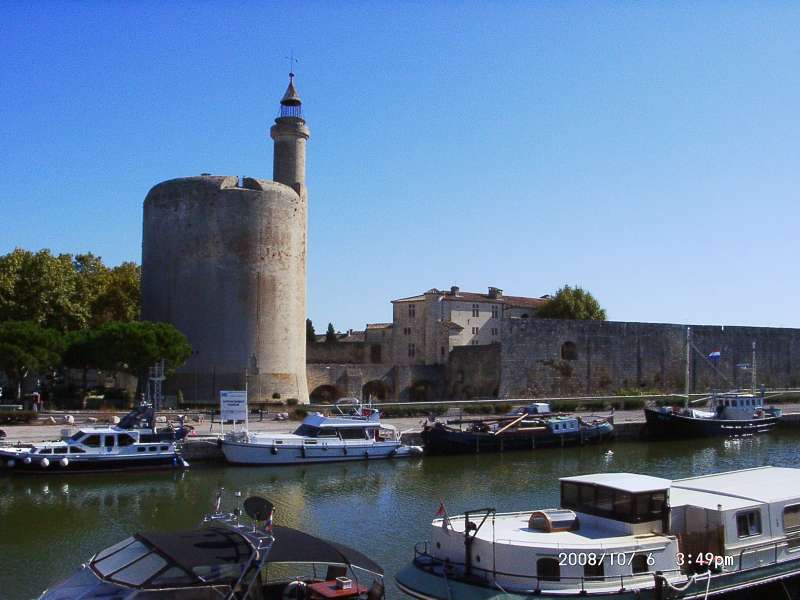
<box><xmin>362</xmin><ymin>380</ymin><xmax>389</xmax><ymax>402</ymax></box>
<box><xmin>310</xmin><ymin>384</ymin><xmax>341</xmax><ymax>404</ymax></box>
<box><xmin>409</xmin><ymin>380</ymin><xmax>435</xmax><ymax>402</ymax></box>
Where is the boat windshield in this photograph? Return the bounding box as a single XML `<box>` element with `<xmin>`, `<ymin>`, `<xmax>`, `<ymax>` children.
<box><xmin>89</xmin><ymin>527</ymin><xmax>251</xmax><ymax>590</ymax></box>
<box><xmin>293</xmin><ymin>424</ymin><xmax>319</xmax><ymax>437</ymax></box>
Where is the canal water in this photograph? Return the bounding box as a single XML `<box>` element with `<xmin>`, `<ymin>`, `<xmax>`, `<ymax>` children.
<box><xmin>2</xmin><ymin>430</ymin><xmax>800</xmax><ymax>600</ymax></box>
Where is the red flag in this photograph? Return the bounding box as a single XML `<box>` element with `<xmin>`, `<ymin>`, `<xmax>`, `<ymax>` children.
<box><xmin>435</xmin><ymin>500</ymin><xmax>451</xmax><ymax>531</ymax></box>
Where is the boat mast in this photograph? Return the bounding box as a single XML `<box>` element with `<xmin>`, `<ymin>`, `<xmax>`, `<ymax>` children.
<box><xmin>684</xmin><ymin>326</ymin><xmax>691</xmax><ymax>409</ymax></box>
<box><xmin>751</xmin><ymin>341</ymin><xmax>757</xmax><ymax>395</ymax></box>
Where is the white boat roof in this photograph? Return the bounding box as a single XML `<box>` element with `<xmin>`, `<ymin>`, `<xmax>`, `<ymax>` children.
<box><xmin>302</xmin><ymin>413</ymin><xmax>379</xmax><ymax>428</ymax></box>
<box><xmin>560</xmin><ymin>472</ymin><xmax>671</xmax><ymax>493</ymax></box>
<box><xmin>441</xmin><ymin>512</ymin><xmax>672</xmax><ymax>551</ymax></box>
<box><xmin>672</xmin><ymin>466</ymin><xmax>800</xmax><ymax>504</ymax></box>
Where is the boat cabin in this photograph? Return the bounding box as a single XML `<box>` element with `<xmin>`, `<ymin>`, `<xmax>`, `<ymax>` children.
<box><xmin>711</xmin><ymin>392</ymin><xmax>763</xmax><ymax>420</ymax></box>
<box><xmin>547</xmin><ymin>417</ymin><xmax>579</xmax><ymax>434</ymax></box>
<box><xmin>560</xmin><ymin>473</ymin><xmax>670</xmax><ymax>534</ymax></box>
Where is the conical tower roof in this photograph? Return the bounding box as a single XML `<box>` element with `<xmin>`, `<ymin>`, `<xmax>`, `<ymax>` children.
<box><xmin>281</xmin><ymin>74</ymin><xmax>302</xmax><ymax>107</ymax></box>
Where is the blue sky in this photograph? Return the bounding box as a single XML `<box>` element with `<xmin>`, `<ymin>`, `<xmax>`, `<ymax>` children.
<box><xmin>2</xmin><ymin>2</ymin><xmax>798</xmax><ymax>330</ymax></box>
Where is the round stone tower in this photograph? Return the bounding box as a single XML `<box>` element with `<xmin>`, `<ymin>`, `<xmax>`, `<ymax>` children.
<box><xmin>141</xmin><ymin>75</ymin><xmax>311</xmax><ymax>405</ymax></box>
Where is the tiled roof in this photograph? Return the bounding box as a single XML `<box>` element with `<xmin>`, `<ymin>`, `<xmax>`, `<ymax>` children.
<box><xmin>440</xmin><ymin>320</ymin><xmax>464</xmax><ymax>331</ymax></box>
<box><xmin>392</xmin><ymin>288</ymin><xmax>548</xmax><ymax>309</ymax></box>
<box><xmin>366</xmin><ymin>323</ymin><xmax>393</xmax><ymax>329</ymax></box>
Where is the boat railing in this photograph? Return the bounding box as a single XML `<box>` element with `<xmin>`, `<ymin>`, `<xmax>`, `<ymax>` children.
<box><xmin>492</xmin><ymin>537</ymin><xmax>671</xmax><ymax>552</ymax></box>
<box><xmin>737</xmin><ymin>536</ymin><xmax>800</xmax><ymax>571</ymax></box>
<box><xmin>412</xmin><ymin>542</ymin><xmax>686</xmax><ymax>594</ymax></box>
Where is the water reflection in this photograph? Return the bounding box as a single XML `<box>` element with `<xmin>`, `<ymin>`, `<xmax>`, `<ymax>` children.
<box><xmin>1</xmin><ymin>430</ymin><xmax>799</xmax><ymax>599</ymax></box>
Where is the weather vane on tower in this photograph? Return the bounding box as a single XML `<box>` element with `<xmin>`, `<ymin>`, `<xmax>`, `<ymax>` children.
<box><xmin>285</xmin><ymin>50</ymin><xmax>299</xmax><ymax>80</ymax></box>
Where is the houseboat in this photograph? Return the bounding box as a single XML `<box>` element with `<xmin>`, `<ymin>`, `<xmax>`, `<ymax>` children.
<box><xmin>39</xmin><ymin>490</ymin><xmax>385</xmax><ymax>599</ymax></box>
<box><xmin>396</xmin><ymin>466</ymin><xmax>800</xmax><ymax>599</ymax></box>
<box><xmin>221</xmin><ymin>400</ymin><xmax>422</xmax><ymax>465</ymax></box>
<box><xmin>0</xmin><ymin>403</ymin><xmax>191</xmax><ymax>473</ymax></box>
<box><xmin>421</xmin><ymin>402</ymin><xmax>613</xmax><ymax>455</ymax></box>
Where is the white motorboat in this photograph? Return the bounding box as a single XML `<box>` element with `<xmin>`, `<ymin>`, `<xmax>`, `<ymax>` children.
<box><xmin>396</xmin><ymin>466</ymin><xmax>800</xmax><ymax>599</ymax></box>
<box><xmin>0</xmin><ymin>403</ymin><xmax>191</xmax><ymax>473</ymax></box>
<box><xmin>221</xmin><ymin>400</ymin><xmax>422</xmax><ymax>465</ymax></box>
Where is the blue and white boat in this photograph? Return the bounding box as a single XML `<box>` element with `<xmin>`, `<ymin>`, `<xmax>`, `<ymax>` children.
<box><xmin>221</xmin><ymin>399</ymin><xmax>422</xmax><ymax>465</ymax></box>
<box><xmin>0</xmin><ymin>403</ymin><xmax>191</xmax><ymax>473</ymax></box>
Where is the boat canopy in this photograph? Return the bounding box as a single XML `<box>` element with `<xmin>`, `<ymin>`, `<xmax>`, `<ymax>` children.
<box><xmin>139</xmin><ymin>525</ymin><xmax>383</xmax><ymax>576</ymax></box>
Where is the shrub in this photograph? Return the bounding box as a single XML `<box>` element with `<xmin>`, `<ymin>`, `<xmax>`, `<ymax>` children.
<box><xmin>0</xmin><ymin>410</ymin><xmax>37</xmax><ymax>424</ymax></box>
<box><xmin>292</xmin><ymin>407</ymin><xmax>308</xmax><ymax>420</ymax></box>
<box><xmin>286</xmin><ymin>398</ymin><xmax>299</xmax><ymax>407</ymax></box>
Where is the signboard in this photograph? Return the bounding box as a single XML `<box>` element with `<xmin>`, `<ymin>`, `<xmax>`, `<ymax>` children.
<box><xmin>220</xmin><ymin>390</ymin><xmax>248</xmax><ymax>422</ymax></box>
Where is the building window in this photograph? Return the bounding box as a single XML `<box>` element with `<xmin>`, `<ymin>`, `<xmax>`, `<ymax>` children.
<box><xmin>403</xmin><ymin>327</ymin><xmax>411</xmax><ymax>335</ymax></box>
<box><xmin>737</xmin><ymin>510</ymin><xmax>762</xmax><ymax>538</ymax></box>
<box><xmin>491</xmin><ymin>305</ymin><xmax>499</xmax><ymax>319</ymax></box>
<box><xmin>408</xmin><ymin>343</ymin><xmax>416</xmax><ymax>358</ymax></box>
<box><xmin>472</xmin><ymin>327</ymin><xmax>479</xmax><ymax>335</ymax></box>
<box><xmin>561</xmin><ymin>341</ymin><xmax>578</xmax><ymax>361</ymax></box>
<box><xmin>370</xmin><ymin>344</ymin><xmax>382</xmax><ymax>364</ymax></box>
<box><xmin>472</xmin><ymin>304</ymin><xmax>479</xmax><ymax>317</ymax></box>
<box><xmin>491</xmin><ymin>328</ymin><xmax>498</xmax><ymax>336</ymax></box>
<box><xmin>440</xmin><ymin>346</ymin><xmax>445</xmax><ymax>358</ymax></box>
<box><xmin>471</xmin><ymin>340</ymin><xmax>479</xmax><ymax>345</ymax></box>
<box><xmin>408</xmin><ymin>304</ymin><xmax>416</xmax><ymax>318</ymax></box>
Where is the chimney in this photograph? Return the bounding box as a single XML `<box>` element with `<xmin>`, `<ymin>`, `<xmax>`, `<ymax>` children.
<box><xmin>450</xmin><ymin>285</ymin><xmax>460</xmax><ymax>296</ymax></box>
<box><xmin>488</xmin><ymin>287</ymin><xmax>503</xmax><ymax>299</ymax></box>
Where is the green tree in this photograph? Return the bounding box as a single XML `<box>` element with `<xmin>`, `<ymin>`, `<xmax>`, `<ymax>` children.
<box><xmin>91</xmin><ymin>262</ymin><xmax>140</xmax><ymax>325</ymax></box>
<box><xmin>306</xmin><ymin>318</ymin><xmax>316</xmax><ymax>342</ymax></box>
<box><xmin>0</xmin><ymin>321</ymin><xmax>64</xmax><ymax>399</ymax></box>
<box><xmin>63</xmin><ymin>328</ymin><xmax>109</xmax><ymax>398</ymax></box>
<box><xmin>325</xmin><ymin>322</ymin><xmax>337</xmax><ymax>343</ymax></box>
<box><xmin>536</xmin><ymin>285</ymin><xmax>607</xmax><ymax>320</ymax></box>
<box><xmin>98</xmin><ymin>321</ymin><xmax>192</xmax><ymax>387</ymax></box>
<box><xmin>0</xmin><ymin>249</ymin><xmax>87</xmax><ymax>330</ymax></box>
<box><xmin>0</xmin><ymin>249</ymin><xmax>141</xmax><ymax>331</ymax></box>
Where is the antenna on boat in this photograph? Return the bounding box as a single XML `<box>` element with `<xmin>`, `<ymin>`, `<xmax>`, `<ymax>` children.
<box><xmin>684</xmin><ymin>327</ymin><xmax>691</xmax><ymax>410</ymax></box>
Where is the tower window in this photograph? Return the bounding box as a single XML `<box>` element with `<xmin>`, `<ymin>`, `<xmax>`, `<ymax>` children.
<box><xmin>472</xmin><ymin>327</ymin><xmax>479</xmax><ymax>335</ymax></box>
<box><xmin>491</xmin><ymin>305</ymin><xmax>499</xmax><ymax>319</ymax></box>
<box><xmin>408</xmin><ymin>343</ymin><xmax>416</xmax><ymax>358</ymax></box>
<box><xmin>404</xmin><ymin>327</ymin><xmax>411</xmax><ymax>335</ymax></box>
<box><xmin>408</xmin><ymin>305</ymin><xmax>416</xmax><ymax>318</ymax></box>
<box><xmin>472</xmin><ymin>304</ymin><xmax>480</xmax><ymax>317</ymax></box>
<box><xmin>491</xmin><ymin>328</ymin><xmax>498</xmax><ymax>336</ymax></box>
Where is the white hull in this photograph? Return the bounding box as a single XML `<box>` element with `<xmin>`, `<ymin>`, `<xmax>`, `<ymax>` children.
<box><xmin>221</xmin><ymin>439</ymin><xmax>417</xmax><ymax>465</ymax></box>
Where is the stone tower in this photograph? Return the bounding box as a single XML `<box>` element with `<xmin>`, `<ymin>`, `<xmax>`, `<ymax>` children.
<box><xmin>141</xmin><ymin>75</ymin><xmax>311</xmax><ymax>405</ymax></box>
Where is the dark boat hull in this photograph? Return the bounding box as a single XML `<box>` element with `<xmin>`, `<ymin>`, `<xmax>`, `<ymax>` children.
<box><xmin>421</xmin><ymin>423</ymin><xmax>613</xmax><ymax>455</ymax></box>
<box><xmin>644</xmin><ymin>408</ymin><xmax>778</xmax><ymax>439</ymax></box>
<box><xmin>0</xmin><ymin>452</ymin><xmax>186</xmax><ymax>474</ymax></box>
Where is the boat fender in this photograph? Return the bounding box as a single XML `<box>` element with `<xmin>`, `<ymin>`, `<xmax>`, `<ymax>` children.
<box><xmin>59</xmin><ymin>457</ymin><xmax>69</xmax><ymax>467</ymax></box>
<box><xmin>173</xmin><ymin>457</ymin><xmax>177</xmax><ymax>467</ymax></box>
<box><xmin>23</xmin><ymin>456</ymin><xmax>32</xmax><ymax>465</ymax></box>
<box><xmin>301</xmin><ymin>446</ymin><xmax>306</xmax><ymax>458</ymax></box>
<box><xmin>282</xmin><ymin>580</ymin><xmax>307</xmax><ymax>600</ymax></box>
<box><xmin>40</xmin><ymin>457</ymin><xmax>50</xmax><ymax>468</ymax></box>
<box><xmin>271</xmin><ymin>446</ymin><xmax>278</xmax><ymax>455</ymax></box>
<box><xmin>343</xmin><ymin>446</ymin><xmax>347</xmax><ymax>455</ymax></box>
<box><xmin>6</xmin><ymin>459</ymin><xmax>14</xmax><ymax>468</ymax></box>
<box><xmin>364</xmin><ymin>450</ymin><xmax>369</xmax><ymax>460</ymax></box>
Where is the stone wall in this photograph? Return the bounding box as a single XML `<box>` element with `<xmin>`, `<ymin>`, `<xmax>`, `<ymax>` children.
<box><xmin>499</xmin><ymin>319</ymin><xmax>800</xmax><ymax>398</ymax></box>
<box><xmin>307</xmin><ymin>341</ymin><xmax>366</xmax><ymax>364</ymax></box>
<box><xmin>447</xmin><ymin>343</ymin><xmax>501</xmax><ymax>399</ymax></box>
